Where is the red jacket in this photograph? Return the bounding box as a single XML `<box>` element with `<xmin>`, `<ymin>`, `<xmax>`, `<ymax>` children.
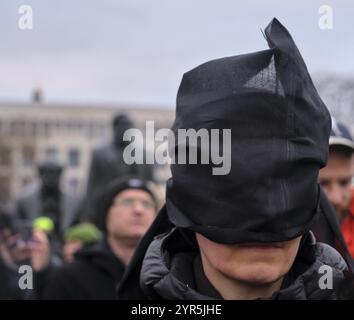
<box><xmin>342</xmin><ymin>189</ymin><xmax>354</xmax><ymax>258</ymax></box>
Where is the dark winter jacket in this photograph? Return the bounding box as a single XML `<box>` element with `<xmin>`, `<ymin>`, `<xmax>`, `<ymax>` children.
<box><xmin>0</xmin><ymin>258</ymin><xmax>24</xmax><ymax>300</ymax></box>
<box><xmin>0</xmin><ymin>257</ymin><xmax>52</xmax><ymax>300</ymax></box>
<box><xmin>42</xmin><ymin>239</ymin><xmax>125</xmax><ymax>299</ymax></box>
<box><xmin>119</xmin><ymin>226</ymin><xmax>348</xmax><ymax>300</ymax></box>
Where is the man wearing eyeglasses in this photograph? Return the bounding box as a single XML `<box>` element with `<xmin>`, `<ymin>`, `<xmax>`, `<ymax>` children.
<box><xmin>42</xmin><ymin>178</ymin><xmax>157</xmax><ymax>299</ymax></box>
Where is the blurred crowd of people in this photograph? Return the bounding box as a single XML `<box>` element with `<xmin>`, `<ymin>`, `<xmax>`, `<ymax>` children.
<box><xmin>0</xmin><ymin>113</ymin><xmax>159</xmax><ymax>299</ymax></box>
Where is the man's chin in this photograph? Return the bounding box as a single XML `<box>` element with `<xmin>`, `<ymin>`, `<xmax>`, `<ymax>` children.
<box><xmin>222</xmin><ymin>265</ymin><xmax>284</xmax><ymax>286</ymax></box>
<box><xmin>118</xmin><ymin>232</ymin><xmax>145</xmax><ymax>244</ymax></box>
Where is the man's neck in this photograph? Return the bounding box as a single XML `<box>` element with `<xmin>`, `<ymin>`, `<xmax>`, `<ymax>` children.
<box><xmin>200</xmin><ymin>254</ymin><xmax>284</xmax><ymax>300</ymax></box>
<box><xmin>106</xmin><ymin>235</ymin><xmax>138</xmax><ymax>265</ymax></box>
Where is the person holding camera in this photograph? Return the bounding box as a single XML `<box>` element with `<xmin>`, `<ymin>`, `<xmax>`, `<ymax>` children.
<box><xmin>0</xmin><ymin>208</ymin><xmax>55</xmax><ymax>299</ymax></box>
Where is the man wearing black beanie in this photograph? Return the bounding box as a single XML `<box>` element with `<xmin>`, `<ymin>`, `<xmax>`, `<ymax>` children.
<box><xmin>42</xmin><ymin>177</ymin><xmax>157</xmax><ymax>299</ymax></box>
<box><xmin>117</xmin><ymin>18</ymin><xmax>352</xmax><ymax>300</ymax></box>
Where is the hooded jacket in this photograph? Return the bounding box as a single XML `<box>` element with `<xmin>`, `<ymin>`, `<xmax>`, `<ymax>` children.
<box><xmin>0</xmin><ymin>258</ymin><xmax>25</xmax><ymax>300</ymax></box>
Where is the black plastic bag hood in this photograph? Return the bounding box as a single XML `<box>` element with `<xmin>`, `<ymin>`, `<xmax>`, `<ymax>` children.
<box><xmin>166</xmin><ymin>18</ymin><xmax>332</xmax><ymax>244</ymax></box>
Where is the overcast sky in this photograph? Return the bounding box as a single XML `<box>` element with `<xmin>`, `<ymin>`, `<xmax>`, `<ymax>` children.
<box><xmin>0</xmin><ymin>0</ymin><xmax>353</xmax><ymax>108</ymax></box>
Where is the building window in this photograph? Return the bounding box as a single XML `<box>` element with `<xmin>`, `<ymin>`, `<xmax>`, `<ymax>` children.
<box><xmin>45</xmin><ymin>148</ymin><xmax>58</xmax><ymax>162</ymax></box>
<box><xmin>43</xmin><ymin>122</ymin><xmax>51</xmax><ymax>137</ymax></box>
<box><xmin>22</xmin><ymin>146</ymin><xmax>35</xmax><ymax>167</ymax></box>
<box><xmin>66</xmin><ymin>121</ymin><xmax>74</xmax><ymax>132</ymax></box>
<box><xmin>68</xmin><ymin>148</ymin><xmax>80</xmax><ymax>167</ymax></box>
<box><xmin>0</xmin><ymin>176</ymin><xmax>10</xmax><ymax>202</ymax></box>
<box><xmin>30</xmin><ymin>122</ymin><xmax>37</xmax><ymax>137</ymax></box>
<box><xmin>10</xmin><ymin>120</ymin><xmax>25</xmax><ymax>137</ymax></box>
<box><xmin>0</xmin><ymin>146</ymin><xmax>11</xmax><ymax>166</ymax></box>
<box><xmin>88</xmin><ymin>122</ymin><xmax>96</xmax><ymax>138</ymax></box>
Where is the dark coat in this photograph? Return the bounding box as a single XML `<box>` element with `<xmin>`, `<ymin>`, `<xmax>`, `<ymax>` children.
<box><xmin>0</xmin><ymin>259</ymin><xmax>23</xmax><ymax>300</ymax></box>
<box><xmin>0</xmin><ymin>258</ymin><xmax>47</xmax><ymax>300</ymax></box>
<box><xmin>42</xmin><ymin>239</ymin><xmax>125</xmax><ymax>300</ymax></box>
<box><xmin>118</xmin><ymin>227</ymin><xmax>347</xmax><ymax>300</ymax></box>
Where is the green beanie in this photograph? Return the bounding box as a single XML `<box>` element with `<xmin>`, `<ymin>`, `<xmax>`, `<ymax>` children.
<box><xmin>64</xmin><ymin>223</ymin><xmax>102</xmax><ymax>245</ymax></box>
